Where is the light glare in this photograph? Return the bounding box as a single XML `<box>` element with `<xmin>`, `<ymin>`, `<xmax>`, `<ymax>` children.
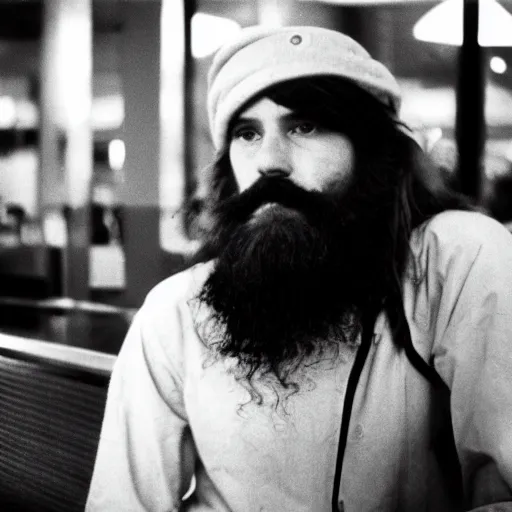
<box><xmin>490</xmin><ymin>56</ymin><xmax>507</xmax><ymax>74</ymax></box>
<box><xmin>109</xmin><ymin>139</ymin><xmax>125</xmax><ymax>171</ymax></box>
<box><xmin>191</xmin><ymin>13</ymin><xmax>241</xmax><ymax>59</ymax></box>
<box><xmin>0</xmin><ymin>96</ymin><xmax>16</xmax><ymax>128</ymax></box>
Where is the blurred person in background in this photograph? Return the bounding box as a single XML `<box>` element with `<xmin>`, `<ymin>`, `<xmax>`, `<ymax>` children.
<box><xmin>487</xmin><ymin>171</ymin><xmax>512</xmax><ymax>232</ymax></box>
<box><xmin>428</xmin><ymin>137</ymin><xmax>459</xmax><ymax>189</ymax></box>
<box><xmin>87</xmin><ymin>25</ymin><xmax>512</xmax><ymax>512</ymax></box>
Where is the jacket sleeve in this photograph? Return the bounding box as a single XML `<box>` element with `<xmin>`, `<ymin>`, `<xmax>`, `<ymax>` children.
<box><xmin>85</xmin><ymin>293</ymin><xmax>196</xmax><ymax>511</ymax></box>
<box><xmin>431</xmin><ymin>215</ymin><xmax>512</xmax><ymax>510</ymax></box>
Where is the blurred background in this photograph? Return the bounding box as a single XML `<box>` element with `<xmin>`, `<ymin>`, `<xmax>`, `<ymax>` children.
<box><xmin>0</xmin><ymin>0</ymin><xmax>511</xmax><ymax>354</ymax></box>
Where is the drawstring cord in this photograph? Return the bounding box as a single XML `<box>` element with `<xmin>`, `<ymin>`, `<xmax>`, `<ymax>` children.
<box><xmin>331</xmin><ymin>307</ymin><xmax>379</xmax><ymax>512</ymax></box>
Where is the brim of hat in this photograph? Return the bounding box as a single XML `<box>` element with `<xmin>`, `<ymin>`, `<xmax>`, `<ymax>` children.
<box><xmin>210</xmin><ymin>63</ymin><xmax>400</xmax><ymax>150</ymax></box>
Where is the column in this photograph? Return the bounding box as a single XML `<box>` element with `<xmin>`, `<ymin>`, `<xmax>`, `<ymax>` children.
<box><xmin>40</xmin><ymin>0</ymin><xmax>93</xmax><ymax>299</ymax></box>
<box><xmin>160</xmin><ymin>0</ymin><xmax>199</xmax><ymax>249</ymax></box>
<box><xmin>361</xmin><ymin>8</ymin><xmax>395</xmax><ymax>73</ymax></box>
<box><xmin>119</xmin><ymin>1</ymin><xmax>160</xmax><ymax>307</ymax></box>
<box><xmin>257</xmin><ymin>0</ymin><xmax>340</xmax><ymax>29</ymax></box>
<box><xmin>257</xmin><ymin>0</ymin><xmax>294</xmax><ymax>26</ymax></box>
<box><xmin>455</xmin><ymin>0</ymin><xmax>486</xmax><ymax>202</ymax></box>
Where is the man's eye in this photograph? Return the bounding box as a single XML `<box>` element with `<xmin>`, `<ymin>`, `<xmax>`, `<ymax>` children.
<box><xmin>291</xmin><ymin>122</ymin><xmax>317</xmax><ymax>135</ymax></box>
<box><xmin>233</xmin><ymin>129</ymin><xmax>259</xmax><ymax>142</ymax></box>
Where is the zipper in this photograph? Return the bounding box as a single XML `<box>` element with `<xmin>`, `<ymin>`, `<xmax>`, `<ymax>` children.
<box><xmin>331</xmin><ymin>310</ymin><xmax>377</xmax><ymax>512</ymax></box>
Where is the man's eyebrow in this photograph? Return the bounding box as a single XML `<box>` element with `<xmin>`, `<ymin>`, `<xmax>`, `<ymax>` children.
<box><xmin>231</xmin><ymin>116</ymin><xmax>259</xmax><ymax>126</ymax></box>
<box><xmin>233</xmin><ymin>111</ymin><xmax>312</xmax><ymax>125</ymax></box>
<box><xmin>280</xmin><ymin>111</ymin><xmax>312</xmax><ymax>121</ymax></box>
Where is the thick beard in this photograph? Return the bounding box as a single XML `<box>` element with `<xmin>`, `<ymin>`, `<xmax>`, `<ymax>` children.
<box><xmin>198</xmin><ymin>177</ymin><xmax>393</xmax><ymax>384</ymax></box>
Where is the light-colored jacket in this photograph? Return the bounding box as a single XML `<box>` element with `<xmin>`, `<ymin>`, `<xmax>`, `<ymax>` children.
<box><xmin>86</xmin><ymin>211</ymin><xmax>512</xmax><ymax>511</ymax></box>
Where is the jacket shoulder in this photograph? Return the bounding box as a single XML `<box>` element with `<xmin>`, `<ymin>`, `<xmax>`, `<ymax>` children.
<box><xmin>415</xmin><ymin>210</ymin><xmax>512</xmax><ymax>262</ymax></box>
<box><xmin>423</xmin><ymin>210</ymin><xmax>509</xmax><ymax>246</ymax></box>
<box><xmin>143</xmin><ymin>260</ymin><xmax>214</xmax><ymax>313</ymax></box>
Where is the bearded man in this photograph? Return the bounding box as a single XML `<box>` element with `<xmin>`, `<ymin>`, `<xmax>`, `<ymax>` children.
<box><xmin>87</xmin><ymin>26</ymin><xmax>512</xmax><ymax>512</ymax></box>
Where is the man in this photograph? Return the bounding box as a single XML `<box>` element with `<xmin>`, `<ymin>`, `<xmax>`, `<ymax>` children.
<box><xmin>86</xmin><ymin>26</ymin><xmax>512</xmax><ymax>511</ymax></box>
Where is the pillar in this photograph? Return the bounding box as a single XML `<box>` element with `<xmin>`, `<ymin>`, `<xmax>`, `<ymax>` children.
<box><xmin>160</xmin><ymin>0</ymin><xmax>200</xmax><ymax>248</ymax></box>
<box><xmin>40</xmin><ymin>0</ymin><xmax>93</xmax><ymax>299</ymax></box>
<box><xmin>361</xmin><ymin>8</ymin><xmax>396</xmax><ymax>73</ymax></box>
<box><xmin>455</xmin><ymin>0</ymin><xmax>486</xmax><ymax>203</ymax></box>
<box><xmin>257</xmin><ymin>0</ymin><xmax>339</xmax><ymax>29</ymax></box>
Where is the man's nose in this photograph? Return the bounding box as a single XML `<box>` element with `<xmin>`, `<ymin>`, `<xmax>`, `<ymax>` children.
<box><xmin>257</xmin><ymin>134</ymin><xmax>292</xmax><ymax>179</ymax></box>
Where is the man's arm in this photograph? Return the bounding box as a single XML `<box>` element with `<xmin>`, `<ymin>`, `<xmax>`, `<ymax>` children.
<box><xmin>431</xmin><ymin>214</ymin><xmax>512</xmax><ymax>510</ymax></box>
<box><xmin>86</xmin><ymin>295</ymin><xmax>196</xmax><ymax>511</ymax></box>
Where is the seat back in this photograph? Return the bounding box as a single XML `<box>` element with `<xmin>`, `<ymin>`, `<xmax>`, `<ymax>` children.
<box><xmin>0</xmin><ymin>335</ymin><xmax>115</xmax><ymax>512</ymax></box>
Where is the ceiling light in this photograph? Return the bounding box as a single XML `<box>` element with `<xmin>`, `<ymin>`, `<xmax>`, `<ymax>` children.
<box><xmin>108</xmin><ymin>139</ymin><xmax>125</xmax><ymax>172</ymax></box>
<box><xmin>413</xmin><ymin>0</ymin><xmax>512</xmax><ymax>47</ymax></box>
<box><xmin>191</xmin><ymin>13</ymin><xmax>241</xmax><ymax>59</ymax></box>
<box><xmin>490</xmin><ymin>56</ymin><xmax>507</xmax><ymax>74</ymax></box>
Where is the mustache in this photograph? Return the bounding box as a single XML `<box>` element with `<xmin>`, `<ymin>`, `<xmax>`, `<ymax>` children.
<box><xmin>215</xmin><ymin>177</ymin><xmax>336</xmax><ymax>224</ymax></box>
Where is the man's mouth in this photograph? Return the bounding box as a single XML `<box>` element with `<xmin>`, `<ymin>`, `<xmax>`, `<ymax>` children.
<box><xmin>254</xmin><ymin>202</ymin><xmax>280</xmax><ymax>216</ymax></box>
<box><xmin>249</xmin><ymin>202</ymin><xmax>303</xmax><ymax>224</ymax></box>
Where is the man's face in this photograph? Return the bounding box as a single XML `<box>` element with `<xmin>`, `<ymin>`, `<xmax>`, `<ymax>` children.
<box><xmin>228</xmin><ymin>97</ymin><xmax>355</xmax><ymax>201</ymax></box>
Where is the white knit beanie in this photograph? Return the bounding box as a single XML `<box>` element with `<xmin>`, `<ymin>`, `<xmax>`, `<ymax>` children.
<box><xmin>207</xmin><ymin>25</ymin><xmax>403</xmax><ymax>152</ymax></box>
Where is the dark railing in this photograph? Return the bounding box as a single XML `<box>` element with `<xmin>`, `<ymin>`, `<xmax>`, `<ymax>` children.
<box><xmin>0</xmin><ymin>297</ymin><xmax>134</xmax><ymax>355</ymax></box>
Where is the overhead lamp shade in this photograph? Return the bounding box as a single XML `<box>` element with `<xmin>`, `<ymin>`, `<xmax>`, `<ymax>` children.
<box><xmin>413</xmin><ymin>0</ymin><xmax>512</xmax><ymax>47</ymax></box>
<box><xmin>192</xmin><ymin>13</ymin><xmax>241</xmax><ymax>58</ymax></box>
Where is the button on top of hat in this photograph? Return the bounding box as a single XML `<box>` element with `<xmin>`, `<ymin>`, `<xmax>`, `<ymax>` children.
<box><xmin>290</xmin><ymin>34</ymin><xmax>302</xmax><ymax>45</ymax></box>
